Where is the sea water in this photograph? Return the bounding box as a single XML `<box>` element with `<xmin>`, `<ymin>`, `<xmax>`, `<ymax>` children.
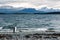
<box><xmin>0</xmin><ymin>14</ymin><xmax>60</xmax><ymax>40</ymax></box>
<box><xmin>0</xmin><ymin>14</ymin><xmax>60</xmax><ymax>28</ymax></box>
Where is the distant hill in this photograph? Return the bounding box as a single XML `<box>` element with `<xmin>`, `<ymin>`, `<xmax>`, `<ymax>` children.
<box><xmin>1</xmin><ymin>11</ymin><xmax>60</xmax><ymax>14</ymax></box>
<box><xmin>46</xmin><ymin>12</ymin><xmax>60</xmax><ymax>14</ymax></box>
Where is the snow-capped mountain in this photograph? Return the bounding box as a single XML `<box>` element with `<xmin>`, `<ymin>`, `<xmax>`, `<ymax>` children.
<box><xmin>0</xmin><ymin>5</ymin><xmax>60</xmax><ymax>13</ymax></box>
<box><xmin>0</xmin><ymin>6</ymin><xmax>25</xmax><ymax>13</ymax></box>
<box><xmin>0</xmin><ymin>5</ymin><xmax>39</xmax><ymax>13</ymax></box>
<box><xmin>39</xmin><ymin>7</ymin><xmax>60</xmax><ymax>13</ymax></box>
<box><xmin>16</xmin><ymin>8</ymin><xmax>40</xmax><ymax>13</ymax></box>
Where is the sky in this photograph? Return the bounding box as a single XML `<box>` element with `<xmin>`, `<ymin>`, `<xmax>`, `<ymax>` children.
<box><xmin>0</xmin><ymin>0</ymin><xmax>60</xmax><ymax>8</ymax></box>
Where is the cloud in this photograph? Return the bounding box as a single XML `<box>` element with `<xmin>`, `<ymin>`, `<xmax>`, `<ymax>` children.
<box><xmin>46</xmin><ymin>0</ymin><xmax>60</xmax><ymax>1</ymax></box>
<box><xmin>0</xmin><ymin>0</ymin><xmax>46</xmax><ymax>5</ymax></box>
<box><xmin>0</xmin><ymin>0</ymin><xmax>60</xmax><ymax>8</ymax></box>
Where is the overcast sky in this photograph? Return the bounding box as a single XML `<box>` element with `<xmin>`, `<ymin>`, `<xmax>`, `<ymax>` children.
<box><xmin>0</xmin><ymin>0</ymin><xmax>60</xmax><ymax>8</ymax></box>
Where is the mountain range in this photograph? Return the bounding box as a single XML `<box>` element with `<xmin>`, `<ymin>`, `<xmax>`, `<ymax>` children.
<box><xmin>0</xmin><ymin>6</ymin><xmax>60</xmax><ymax>14</ymax></box>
